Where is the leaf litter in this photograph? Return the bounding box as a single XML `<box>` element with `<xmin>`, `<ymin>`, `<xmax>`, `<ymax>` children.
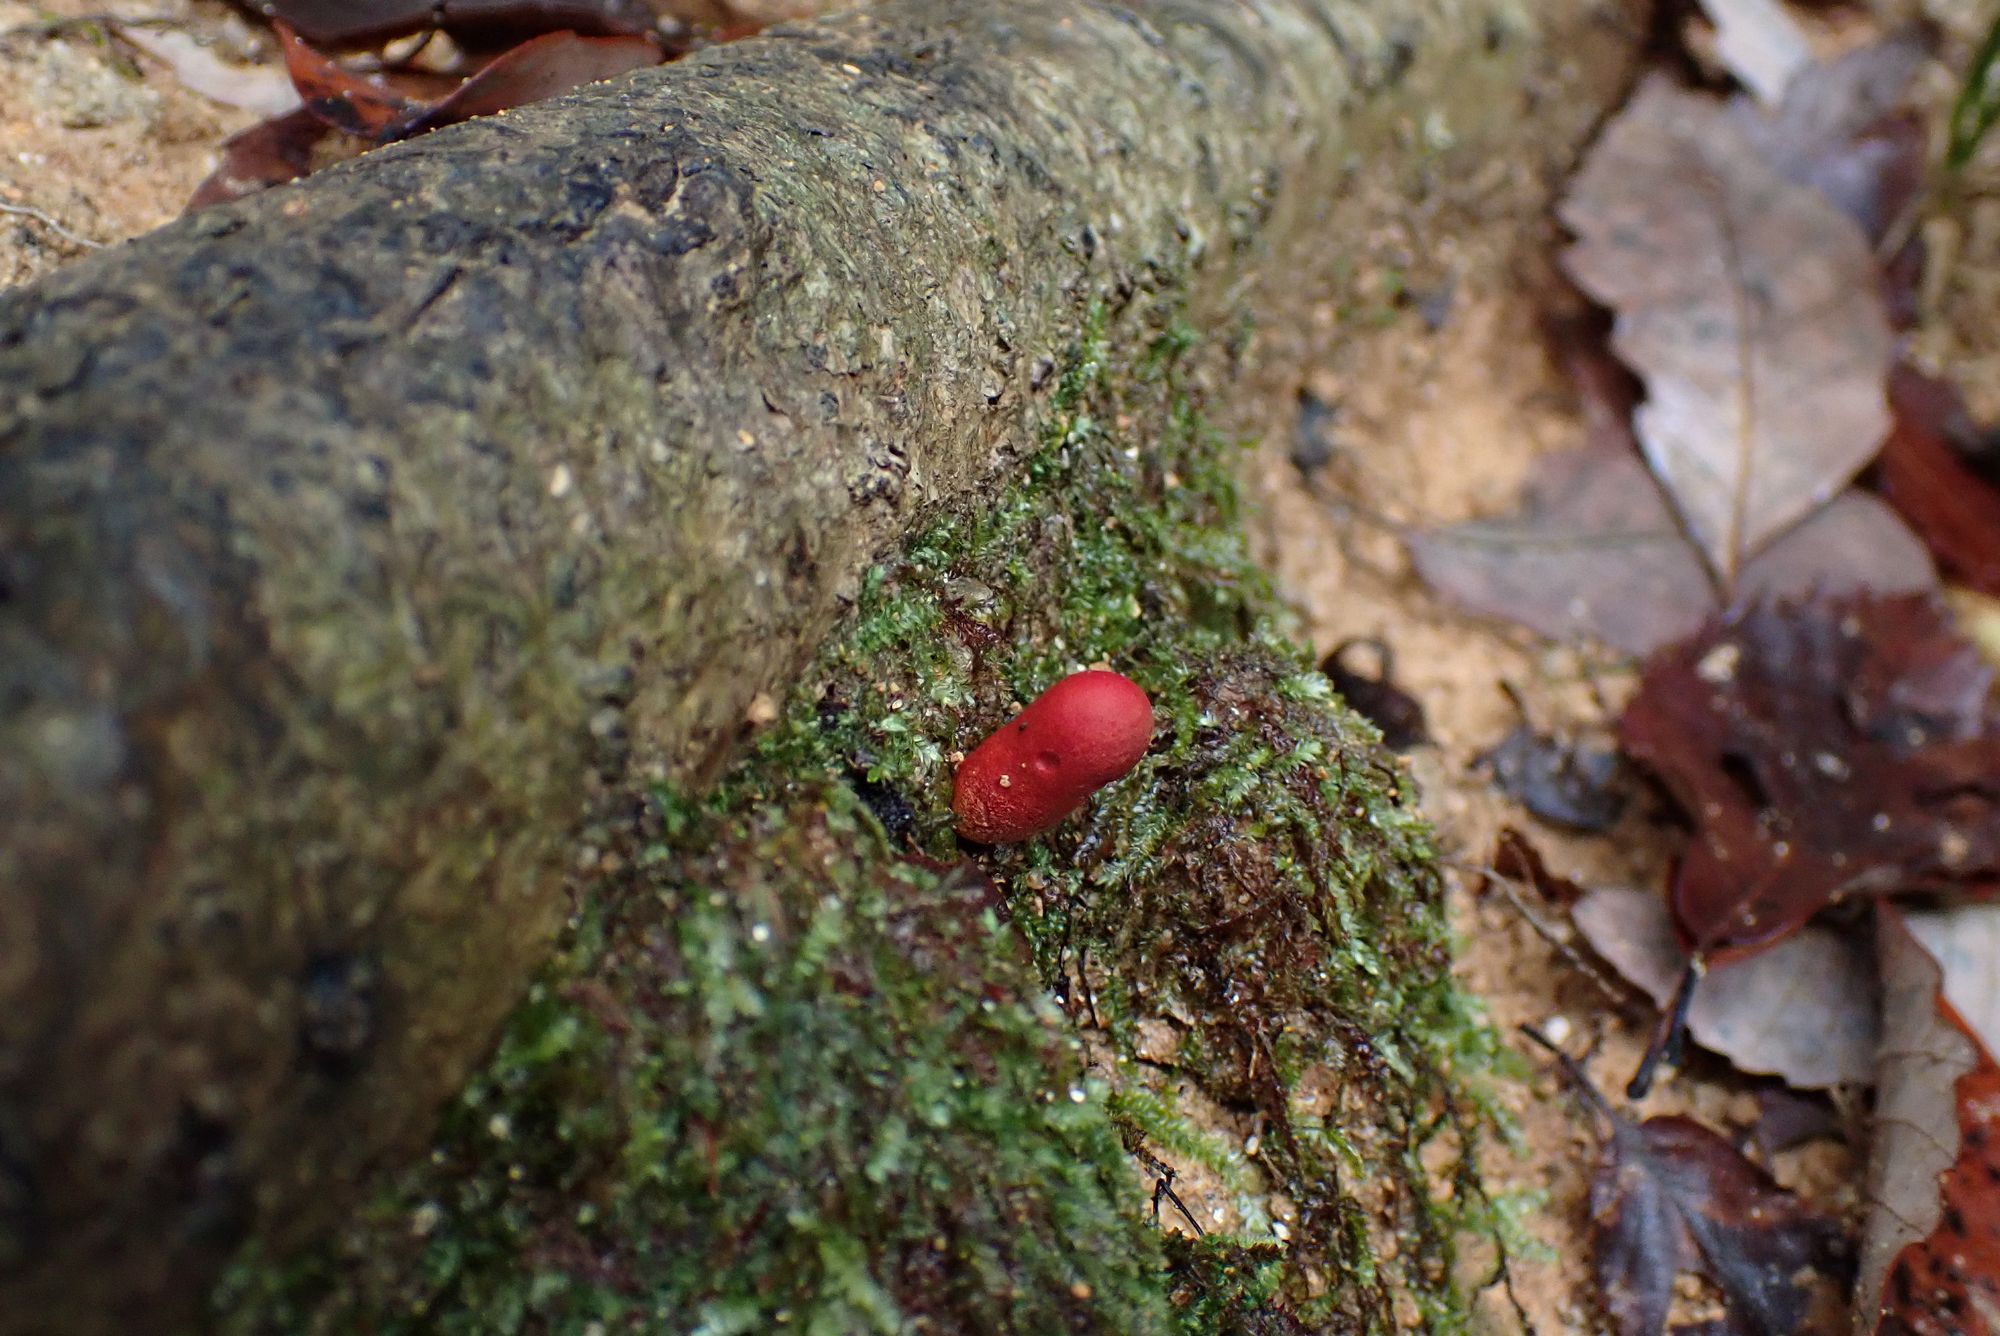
<box><xmin>1861</xmin><ymin>905</ymin><xmax>2000</xmax><ymax>1335</ymax></box>
<box><xmin>1620</xmin><ymin>592</ymin><xmax>2000</xmax><ymax>962</ymax></box>
<box><xmin>1558</xmin><ymin>75</ymin><xmax>1895</xmax><ymax>586</ymax></box>
<box><xmin>19</xmin><ymin>0</ymin><xmax>2000</xmax><ymax>1328</ymax></box>
<box><xmin>1408</xmin><ymin>32</ymin><xmax>1936</xmax><ymax>652</ymax></box>
<box><xmin>1593</xmin><ymin>1109</ymin><xmax>1854</xmax><ymax>1335</ymax></box>
<box><xmin>1475</xmin><ymin>687</ymin><xmax>1629</xmax><ymax>833</ymax></box>
<box><xmin>1401</xmin><ymin>24</ymin><xmax>2000</xmax><ymax>1325</ymax></box>
<box><xmin>1695</xmin><ymin>0</ymin><xmax>1812</xmax><ymax>108</ymax></box>
<box><xmin>184</xmin><ymin>4</ymin><xmax>737</xmax><ymax>209</ymax></box>
<box><xmin>1531</xmin><ymin>1035</ymin><xmax>1853</xmax><ymax>1336</ymax></box>
<box><xmin>1574</xmin><ymin>885</ymin><xmax>1877</xmax><ymax>1090</ymax></box>
<box><xmin>1723</xmin><ymin>29</ymin><xmax>1931</xmax><ymax>247</ymax></box>
<box><xmin>1879</xmin><ymin>364</ymin><xmax>2000</xmax><ymax>600</ymax></box>
<box><xmin>1409</xmin><ymin>443</ymin><xmax>1934</xmax><ymax>656</ymax></box>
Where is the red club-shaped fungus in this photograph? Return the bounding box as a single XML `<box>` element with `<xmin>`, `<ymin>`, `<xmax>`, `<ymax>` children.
<box><xmin>952</xmin><ymin>670</ymin><xmax>1154</xmax><ymax>843</ymax></box>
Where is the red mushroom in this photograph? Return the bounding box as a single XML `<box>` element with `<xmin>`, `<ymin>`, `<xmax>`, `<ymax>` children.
<box><xmin>952</xmin><ymin>670</ymin><xmax>1154</xmax><ymax>843</ymax></box>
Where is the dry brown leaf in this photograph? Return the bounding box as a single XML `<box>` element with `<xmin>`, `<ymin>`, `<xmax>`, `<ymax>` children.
<box><xmin>1559</xmin><ymin>77</ymin><xmax>1894</xmax><ymax>585</ymax></box>
<box><xmin>1619</xmin><ymin>593</ymin><xmax>2000</xmax><ymax>961</ymax></box>
<box><xmin>1726</xmin><ymin>31</ymin><xmax>1930</xmax><ymax>243</ymax></box>
<box><xmin>1409</xmin><ymin>446</ymin><xmax>1932</xmax><ymax>656</ymax></box>
<box><xmin>1879</xmin><ymin>365</ymin><xmax>2000</xmax><ymax>599</ymax></box>
<box><xmin>1592</xmin><ymin>1111</ymin><xmax>1852</xmax><ymax>1335</ymax></box>
<box><xmin>1732</xmin><ymin>487</ymin><xmax>1934</xmax><ymax>606</ymax></box>
<box><xmin>1573</xmin><ymin>886</ymin><xmax>1877</xmax><ymax>1089</ymax></box>
<box><xmin>1861</xmin><ymin>905</ymin><xmax>2000</xmax><ymax>1333</ymax></box>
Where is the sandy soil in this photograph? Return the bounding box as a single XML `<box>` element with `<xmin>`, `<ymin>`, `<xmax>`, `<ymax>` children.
<box><xmin>7</xmin><ymin>3</ymin><xmax>1996</xmax><ymax>1332</ymax></box>
<box><xmin>0</xmin><ymin>1</ymin><xmax>267</xmax><ymax>285</ymax></box>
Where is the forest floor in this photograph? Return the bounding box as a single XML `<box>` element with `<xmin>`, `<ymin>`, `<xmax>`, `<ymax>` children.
<box><xmin>1253</xmin><ymin>277</ymin><xmax>1863</xmax><ymax>1332</ymax></box>
<box><xmin>6</xmin><ymin>2</ymin><xmax>1995</xmax><ymax>1332</ymax></box>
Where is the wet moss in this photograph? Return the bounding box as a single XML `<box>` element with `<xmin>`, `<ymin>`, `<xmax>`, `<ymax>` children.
<box><xmin>211</xmin><ymin>315</ymin><xmax>1499</xmax><ymax>1333</ymax></box>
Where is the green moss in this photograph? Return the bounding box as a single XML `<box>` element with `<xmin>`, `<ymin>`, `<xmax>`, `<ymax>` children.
<box><xmin>212</xmin><ymin>311</ymin><xmax>1498</xmax><ymax>1333</ymax></box>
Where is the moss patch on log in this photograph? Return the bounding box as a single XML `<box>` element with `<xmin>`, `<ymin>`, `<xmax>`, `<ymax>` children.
<box><xmin>210</xmin><ymin>320</ymin><xmax>1502</xmax><ymax>1333</ymax></box>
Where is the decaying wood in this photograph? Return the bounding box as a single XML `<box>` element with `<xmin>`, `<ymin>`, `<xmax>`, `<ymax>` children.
<box><xmin>0</xmin><ymin>0</ymin><xmax>1634</xmax><ymax>1327</ymax></box>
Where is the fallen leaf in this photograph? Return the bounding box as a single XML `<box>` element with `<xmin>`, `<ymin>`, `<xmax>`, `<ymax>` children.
<box><xmin>1731</xmin><ymin>486</ymin><xmax>1934</xmax><ymax>606</ymax></box>
<box><xmin>1478</xmin><ymin>716</ymin><xmax>1628</xmax><ymax>833</ymax></box>
<box><xmin>117</xmin><ymin>26</ymin><xmax>301</xmax><ymax>115</ymax></box>
<box><xmin>1410</xmin><ymin>447</ymin><xmax>1714</xmax><ymax>655</ymax></box>
<box><xmin>1861</xmin><ymin>904</ymin><xmax>2000</xmax><ymax>1335</ymax></box>
<box><xmin>190</xmin><ymin>22</ymin><xmax>664</xmax><ymax>209</ymax></box>
<box><xmin>1593</xmin><ymin>1111</ymin><xmax>1852</xmax><ymax>1335</ymax></box>
<box><xmin>398</xmin><ymin>29</ymin><xmax>661</xmax><ymax>135</ymax></box>
<box><xmin>1619</xmin><ymin>593</ymin><xmax>2000</xmax><ymax>960</ymax></box>
<box><xmin>1573</xmin><ymin>885</ymin><xmax>1877</xmax><ymax>1088</ymax></box>
<box><xmin>1879</xmin><ymin>365</ymin><xmax>2000</xmax><ymax>599</ymax></box>
<box><xmin>1726</xmin><ymin>31</ymin><xmax>1931</xmax><ymax>243</ymax></box>
<box><xmin>1318</xmin><ymin>638</ymin><xmax>1426</xmax><ymax>750</ymax></box>
<box><xmin>1904</xmin><ymin>903</ymin><xmax>2000</xmax><ymax>1055</ymax></box>
<box><xmin>1559</xmin><ymin>76</ymin><xmax>1895</xmax><ymax>584</ymax></box>
<box><xmin>261</xmin><ymin>0</ymin><xmax>660</xmax><ymax>49</ymax></box>
<box><xmin>1749</xmin><ymin>1085</ymin><xmax>1842</xmax><ymax>1157</ymax></box>
<box><xmin>276</xmin><ymin>21</ymin><xmax>417</xmax><ymax>137</ymax></box>
<box><xmin>1409</xmin><ymin>446</ymin><xmax>1933</xmax><ymax>655</ymax></box>
<box><xmin>185</xmin><ymin>106</ymin><xmax>343</xmax><ymax>210</ymax></box>
<box><xmin>1696</xmin><ymin>0</ymin><xmax>1811</xmax><ymax>106</ymax></box>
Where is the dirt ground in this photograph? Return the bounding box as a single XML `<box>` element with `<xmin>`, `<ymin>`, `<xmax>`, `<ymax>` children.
<box><xmin>5</xmin><ymin>3</ymin><xmax>1994</xmax><ymax>1332</ymax></box>
<box><xmin>1255</xmin><ymin>284</ymin><xmax>1867</xmax><ymax>1332</ymax></box>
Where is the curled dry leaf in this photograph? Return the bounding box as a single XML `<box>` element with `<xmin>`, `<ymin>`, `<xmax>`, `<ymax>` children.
<box><xmin>1862</xmin><ymin>905</ymin><xmax>2000</xmax><ymax>1335</ymax></box>
<box><xmin>187</xmin><ymin>107</ymin><xmax>337</xmax><ymax>211</ymax></box>
<box><xmin>274</xmin><ymin>20</ymin><xmax>416</xmax><ymax>137</ymax></box>
<box><xmin>400</xmin><ymin>28</ymin><xmax>662</xmax><ymax>133</ymax></box>
<box><xmin>257</xmin><ymin>0</ymin><xmax>661</xmax><ymax>49</ymax></box>
<box><xmin>1573</xmin><ymin>886</ymin><xmax>1877</xmax><ymax>1088</ymax></box>
<box><xmin>1879</xmin><ymin>365</ymin><xmax>2000</xmax><ymax>599</ymax></box>
<box><xmin>189</xmin><ymin>22</ymin><xmax>664</xmax><ymax>208</ymax></box>
<box><xmin>1619</xmin><ymin>592</ymin><xmax>2000</xmax><ymax>960</ymax></box>
<box><xmin>1410</xmin><ymin>446</ymin><xmax>1933</xmax><ymax>656</ymax></box>
<box><xmin>1560</xmin><ymin>77</ymin><xmax>1894</xmax><ymax>584</ymax></box>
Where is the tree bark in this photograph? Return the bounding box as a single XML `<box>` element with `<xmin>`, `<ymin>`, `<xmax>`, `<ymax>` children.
<box><xmin>0</xmin><ymin>0</ymin><xmax>1634</xmax><ymax>1328</ymax></box>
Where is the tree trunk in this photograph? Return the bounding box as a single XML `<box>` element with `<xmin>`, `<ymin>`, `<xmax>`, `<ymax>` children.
<box><xmin>0</xmin><ymin>0</ymin><xmax>1636</xmax><ymax>1329</ymax></box>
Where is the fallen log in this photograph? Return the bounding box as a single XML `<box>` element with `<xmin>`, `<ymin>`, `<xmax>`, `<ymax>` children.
<box><xmin>0</xmin><ymin>0</ymin><xmax>1634</xmax><ymax>1328</ymax></box>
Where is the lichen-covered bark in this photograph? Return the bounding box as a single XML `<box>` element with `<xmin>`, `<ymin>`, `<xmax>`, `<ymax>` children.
<box><xmin>0</xmin><ymin>0</ymin><xmax>1627</xmax><ymax>1329</ymax></box>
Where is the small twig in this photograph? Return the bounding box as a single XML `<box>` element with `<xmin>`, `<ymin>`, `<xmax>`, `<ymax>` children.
<box><xmin>1480</xmin><ymin>1245</ymin><xmax>1539</xmax><ymax>1336</ymax></box>
<box><xmin>1134</xmin><ymin>1148</ymin><xmax>1206</xmax><ymax>1238</ymax></box>
<box><xmin>0</xmin><ymin>201</ymin><xmax>103</xmax><ymax>249</ymax></box>
<box><xmin>1625</xmin><ymin>956</ymin><xmax>1703</xmax><ymax>1099</ymax></box>
<box><xmin>1519</xmin><ymin>1022</ymin><xmax>1614</xmax><ymax>1124</ymax></box>
<box><xmin>1443</xmin><ymin>856</ymin><xmax>1634</xmax><ymax>1015</ymax></box>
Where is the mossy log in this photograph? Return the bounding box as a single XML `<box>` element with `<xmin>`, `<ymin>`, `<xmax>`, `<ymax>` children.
<box><xmin>215</xmin><ymin>325</ymin><xmax>1494</xmax><ymax>1335</ymax></box>
<box><xmin>0</xmin><ymin>0</ymin><xmax>1634</xmax><ymax>1330</ymax></box>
